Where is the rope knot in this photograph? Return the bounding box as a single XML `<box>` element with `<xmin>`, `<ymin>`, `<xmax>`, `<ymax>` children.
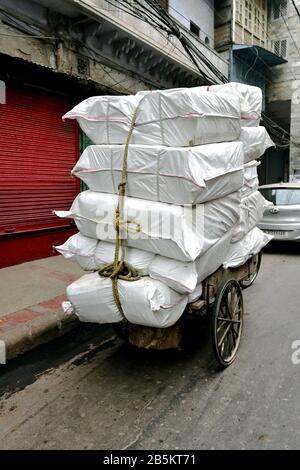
<box><xmin>118</xmin><ymin>182</ymin><xmax>126</xmax><ymax>195</ymax></box>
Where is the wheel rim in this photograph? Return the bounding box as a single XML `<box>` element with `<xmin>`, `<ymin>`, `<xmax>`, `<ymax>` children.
<box><xmin>241</xmin><ymin>270</ymin><xmax>258</xmax><ymax>288</ymax></box>
<box><xmin>240</xmin><ymin>253</ymin><xmax>261</xmax><ymax>288</ymax></box>
<box><xmin>216</xmin><ymin>282</ymin><xmax>243</xmax><ymax>364</ymax></box>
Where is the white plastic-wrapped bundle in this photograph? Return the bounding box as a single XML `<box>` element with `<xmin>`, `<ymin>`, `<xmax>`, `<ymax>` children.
<box><xmin>239</xmin><ymin>161</ymin><xmax>260</xmax><ymax>198</ymax></box>
<box><xmin>188</xmin><ymin>284</ymin><xmax>203</xmax><ymax>303</ymax></box>
<box><xmin>67</xmin><ymin>273</ymin><xmax>187</xmax><ymax>328</ymax></box>
<box><xmin>149</xmin><ymin>228</ymin><xmax>234</xmax><ymax>293</ymax></box>
<box><xmin>224</xmin><ymin>227</ymin><xmax>273</xmax><ymax>269</ymax></box>
<box><xmin>55</xmin><ymin>233</ymin><xmax>155</xmax><ymax>274</ymax></box>
<box><xmin>72</xmin><ymin>142</ymin><xmax>244</xmax><ymax>205</ymax></box>
<box><xmin>199</xmin><ymin>82</ymin><xmax>262</xmax><ymax>127</ymax></box>
<box><xmin>56</xmin><ymin>234</ymin><xmax>98</xmax><ymax>271</ymax></box>
<box><xmin>239</xmin><ymin>127</ymin><xmax>275</xmax><ymax>163</ymax></box>
<box><xmin>55</xmin><ymin>190</ymin><xmax>241</xmax><ymax>262</ymax></box>
<box><xmin>63</xmin><ymin>88</ymin><xmax>241</xmax><ymax>147</ymax></box>
<box><xmin>56</xmin><ymin>227</ymin><xmax>234</xmax><ymax>294</ymax></box>
<box><xmin>232</xmin><ymin>191</ymin><xmax>272</xmax><ymax>243</ymax></box>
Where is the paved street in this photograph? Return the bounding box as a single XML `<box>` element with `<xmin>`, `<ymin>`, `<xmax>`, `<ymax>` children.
<box><xmin>0</xmin><ymin>244</ymin><xmax>300</xmax><ymax>450</ymax></box>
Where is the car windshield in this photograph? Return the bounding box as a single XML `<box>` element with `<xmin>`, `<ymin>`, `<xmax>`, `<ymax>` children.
<box><xmin>259</xmin><ymin>187</ymin><xmax>300</xmax><ymax>205</ymax></box>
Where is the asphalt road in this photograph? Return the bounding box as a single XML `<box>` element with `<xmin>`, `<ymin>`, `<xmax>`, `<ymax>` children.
<box><xmin>1</xmin><ymin>243</ymin><xmax>300</xmax><ymax>450</ymax></box>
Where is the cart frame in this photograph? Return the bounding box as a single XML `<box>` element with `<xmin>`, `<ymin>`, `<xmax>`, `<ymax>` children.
<box><xmin>117</xmin><ymin>252</ymin><xmax>262</xmax><ymax>368</ymax></box>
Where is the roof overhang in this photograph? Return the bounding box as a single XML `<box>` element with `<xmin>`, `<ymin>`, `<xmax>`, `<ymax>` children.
<box><xmin>233</xmin><ymin>44</ymin><xmax>287</xmax><ymax>67</ymax></box>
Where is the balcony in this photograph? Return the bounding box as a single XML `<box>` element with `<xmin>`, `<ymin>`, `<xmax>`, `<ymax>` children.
<box><xmin>61</xmin><ymin>0</ymin><xmax>228</xmax><ymax>87</ymax></box>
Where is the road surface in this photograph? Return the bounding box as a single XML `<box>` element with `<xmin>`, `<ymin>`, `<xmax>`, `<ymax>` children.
<box><xmin>1</xmin><ymin>244</ymin><xmax>300</xmax><ymax>450</ymax></box>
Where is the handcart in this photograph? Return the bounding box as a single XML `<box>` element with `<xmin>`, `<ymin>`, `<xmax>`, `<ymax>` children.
<box><xmin>115</xmin><ymin>252</ymin><xmax>262</xmax><ymax>368</ymax></box>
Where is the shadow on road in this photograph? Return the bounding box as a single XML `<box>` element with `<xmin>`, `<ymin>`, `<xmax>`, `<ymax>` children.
<box><xmin>0</xmin><ymin>314</ymin><xmax>219</xmax><ymax>400</ymax></box>
<box><xmin>263</xmin><ymin>240</ymin><xmax>300</xmax><ymax>256</ymax></box>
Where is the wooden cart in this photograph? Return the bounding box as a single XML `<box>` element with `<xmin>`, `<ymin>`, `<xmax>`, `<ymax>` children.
<box><xmin>115</xmin><ymin>252</ymin><xmax>262</xmax><ymax>368</ymax></box>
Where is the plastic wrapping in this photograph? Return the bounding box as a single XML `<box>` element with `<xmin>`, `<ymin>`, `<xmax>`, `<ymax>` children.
<box><xmin>67</xmin><ymin>274</ymin><xmax>188</xmax><ymax>328</ymax></box>
<box><xmin>200</xmin><ymin>82</ymin><xmax>262</xmax><ymax>127</ymax></box>
<box><xmin>72</xmin><ymin>142</ymin><xmax>244</xmax><ymax>204</ymax></box>
<box><xmin>60</xmin><ymin>83</ymin><xmax>269</xmax><ymax>331</ymax></box>
<box><xmin>56</xmin><ymin>228</ymin><xmax>234</xmax><ymax>294</ymax></box>
<box><xmin>55</xmin><ymin>233</ymin><xmax>155</xmax><ymax>275</ymax></box>
<box><xmin>232</xmin><ymin>190</ymin><xmax>272</xmax><ymax>243</ymax></box>
<box><xmin>239</xmin><ymin>126</ymin><xmax>275</xmax><ymax>163</ymax></box>
<box><xmin>55</xmin><ymin>190</ymin><xmax>241</xmax><ymax>262</ymax></box>
<box><xmin>224</xmin><ymin>227</ymin><xmax>273</xmax><ymax>268</ymax></box>
<box><xmin>63</xmin><ymin>88</ymin><xmax>241</xmax><ymax>147</ymax></box>
<box><xmin>149</xmin><ymin>228</ymin><xmax>235</xmax><ymax>293</ymax></box>
<box><xmin>239</xmin><ymin>161</ymin><xmax>260</xmax><ymax>198</ymax></box>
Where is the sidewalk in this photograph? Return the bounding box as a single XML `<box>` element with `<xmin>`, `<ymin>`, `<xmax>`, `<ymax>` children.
<box><xmin>0</xmin><ymin>256</ymin><xmax>83</xmax><ymax>362</ymax></box>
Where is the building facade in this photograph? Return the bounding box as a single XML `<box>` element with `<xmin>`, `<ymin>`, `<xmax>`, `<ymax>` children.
<box><xmin>267</xmin><ymin>0</ymin><xmax>300</xmax><ymax>183</ymax></box>
<box><xmin>0</xmin><ymin>0</ymin><xmax>228</xmax><ymax>267</ymax></box>
<box><xmin>215</xmin><ymin>0</ymin><xmax>300</xmax><ymax>184</ymax></box>
<box><xmin>169</xmin><ymin>0</ymin><xmax>215</xmax><ymax>47</ymax></box>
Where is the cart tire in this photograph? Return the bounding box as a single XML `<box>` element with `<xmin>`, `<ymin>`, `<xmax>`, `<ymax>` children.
<box><xmin>240</xmin><ymin>252</ymin><xmax>262</xmax><ymax>289</ymax></box>
<box><xmin>211</xmin><ymin>279</ymin><xmax>244</xmax><ymax>368</ymax></box>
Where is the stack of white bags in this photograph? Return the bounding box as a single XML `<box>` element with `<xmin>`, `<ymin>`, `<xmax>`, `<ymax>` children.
<box><xmin>56</xmin><ymin>83</ymin><xmax>274</xmax><ymax>329</ymax></box>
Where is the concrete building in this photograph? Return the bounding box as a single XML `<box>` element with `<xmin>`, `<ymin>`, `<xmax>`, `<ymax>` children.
<box><xmin>267</xmin><ymin>0</ymin><xmax>300</xmax><ymax>183</ymax></box>
<box><xmin>215</xmin><ymin>0</ymin><xmax>300</xmax><ymax>184</ymax></box>
<box><xmin>169</xmin><ymin>0</ymin><xmax>215</xmax><ymax>47</ymax></box>
<box><xmin>0</xmin><ymin>0</ymin><xmax>228</xmax><ymax>267</ymax></box>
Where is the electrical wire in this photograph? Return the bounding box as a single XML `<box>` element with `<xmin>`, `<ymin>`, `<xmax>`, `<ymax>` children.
<box><xmin>104</xmin><ymin>0</ymin><xmax>225</xmax><ymax>83</ymax></box>
<box><xmin>80</xmin><ymin>2</ymin><xmax>299</xmax><ymax>150</ymax></box>
<box><xmin>1</xmin><ymin>0</ymin><xmax>297</xmax><ymax>147</ymax></box>
<box><xmin>102</xmin><ymin>0</ymin><xmax>213</xmax><ymax>82</ymax></box>
<box><xmin>145</xmin><ymin>0</ymin><xmax>226</xmax><ymax>82</ymax></box>
<box><xmin>291</xmin><ymin>0</ymin><xmax>300</xmax><ymax>21</ymax></box>
<box><xmin>244</xmin><ymin>47</ymin><xmax>259</xmax><ymax>79</ymax></box>
<box><xmin>281</xmin><ymin>13</ymin><xmax>300</xmax><ymax>57</ymax></box>
<box><xmin>0</xmin><ymin>31</ymin><xmax>56</xmax><ymax>38</ymax></box>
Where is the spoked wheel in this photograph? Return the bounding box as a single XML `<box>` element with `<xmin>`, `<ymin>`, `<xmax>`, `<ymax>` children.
<box><xmin>240</xmin><ymin>252</ymin><xmax>262</xmax><ymax>289</ymax></box>
<box><xmin>211</xmin><ymin>279</ymin><xmax>244</xmax><ymax>368</ymax></box>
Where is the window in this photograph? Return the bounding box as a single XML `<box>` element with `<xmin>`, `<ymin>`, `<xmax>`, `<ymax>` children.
<box><xmin>77</xmin><ymin>55</ymin><xmax>90</xmax><ymax>76</ymax></box>
<box><xmin>190</xmin><ymin>21</ymin><xmax>200</xmax><ymax>37</ymax></box>
<box><xmin>272</xmin><ymin>0</ymin><xmax>288</xmax><ymax>20</ymax></box>
<box><xmin>236</xmin><ymin>0</ymin><xmax>243</xmax><ymax>24</ymax></box>
<box><xmin>272</xmin><ymin>39</ymin><xmax>288</xmax><ymax>58</ymax></box>
<box><xmin>245</xmin><ymin>1</ymin><xmax>249</xmax><ymax>27</ymax></box>
<box><xmin>259</xmin><ymin>188</ymin><xmax>300</xmax><ymax>206</ymax></box>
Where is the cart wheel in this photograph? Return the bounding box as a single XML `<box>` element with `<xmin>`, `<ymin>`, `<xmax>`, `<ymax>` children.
<box><xmin>240</xmin><ymin>252</ymin><xmax>262</xmax><ymax>289</ymax></box>
<box><xmin>211</xmin><ymin>279</ymin><xmax>244</xmax><ymax>368</ymax></box>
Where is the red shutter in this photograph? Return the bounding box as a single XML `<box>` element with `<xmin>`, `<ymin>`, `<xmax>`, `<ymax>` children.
<box><xmin>0</xmin><ymin>86</ymin><xmax>79</xmax><ymax>267</ymax></box>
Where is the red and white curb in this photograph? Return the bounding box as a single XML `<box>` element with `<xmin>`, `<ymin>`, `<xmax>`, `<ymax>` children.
<box><xmin>0</xmin><ymin>294</ymin><xmax>79</xmax><ymax>363</ymax></box>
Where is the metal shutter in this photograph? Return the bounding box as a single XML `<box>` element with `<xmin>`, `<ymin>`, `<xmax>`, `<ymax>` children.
<box><xmin>0</xmin><ymin>86</ymin><xmax>78</xmax><ymax>234</ymax></box>
<box><xmin>0</xmin><ymin>85</ymin><xmax>79</xmax><ymax>266</ymax></box>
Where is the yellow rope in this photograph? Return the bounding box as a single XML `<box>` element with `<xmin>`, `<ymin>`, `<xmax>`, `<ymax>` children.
<box><xmin>98</xmin><ymin>107</ymin><xmax>140</xmax><ymax>319</ymax></box>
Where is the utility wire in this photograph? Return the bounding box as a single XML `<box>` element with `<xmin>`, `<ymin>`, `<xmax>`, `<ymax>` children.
<box><xmin>281</xmin><ymin>13</ymin><xmax>300</xmax><ymax>57</ymax></box>
<box><xmin>106</xmin><ymin>0</ymin><xmax>225</xmax><ymax>83</ymax></box>
<box><xmin>291</xmin><ymin>0</ymin><xmax>300</xmax><ymax>20</ymax></box>
<box><xmin>144</xmin><ymin>0</ymin><xmax>226</xmax><ymax>82</ymax></box>
<box><xmin>1</xmin><ymin>0</ymin><xmax>296</xmax><ymax>146</ymax></box>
